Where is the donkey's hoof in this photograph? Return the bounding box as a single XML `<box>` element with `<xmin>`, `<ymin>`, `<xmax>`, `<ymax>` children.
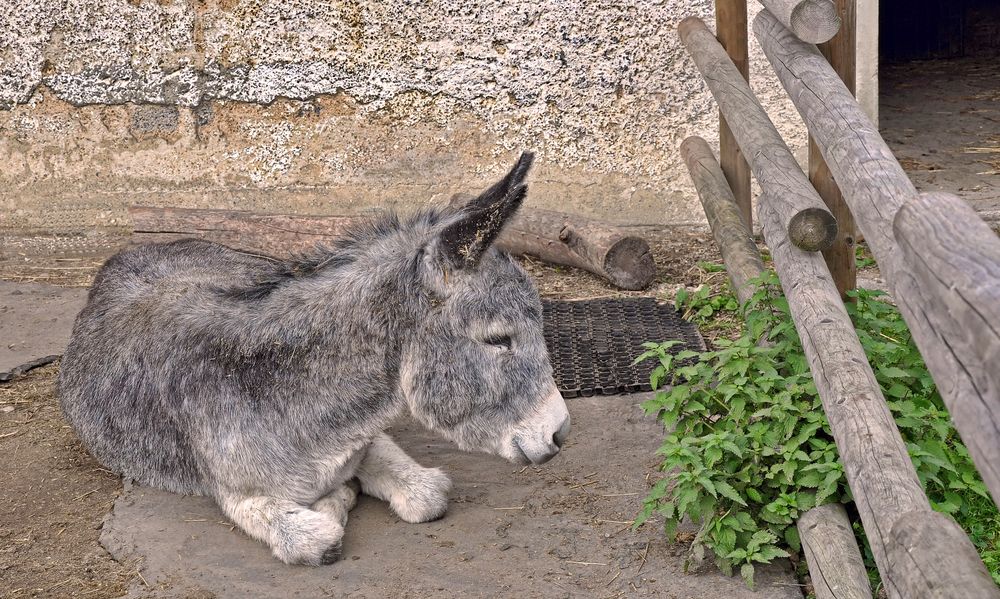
<box><xmin>320</xmin><ymin>541</ymin><xmax>343</xmax><ymax>565</ymax></box>
<box><xmin>390</xmin><ymin>467</ymin><xmax>451</xmax><ymax>523</ymax></box>
<box><xmin>271</xmin><ymin>510</ymin><xmax>345</xmax><ymax>566</ymax></box>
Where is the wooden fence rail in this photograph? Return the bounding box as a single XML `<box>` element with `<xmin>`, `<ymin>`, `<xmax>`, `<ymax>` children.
<box><xmin>754</xmin><ymin>9</ymin><xmax>1000</xmax><ymax>509</ymax></box>
<box><xmin>682</xmin><ymin>141</ymin><xmax>872</xmax><ymax>596</ymax></box>
<box><xmin>757</xmin><ymin>0</ymin><xmax>841</xmax><ymax>43</ymax></box>
<box><xmin>758</xmin><ymin>199</ymin><xmax>996</xmax><ymax>599</ymax></box>
<box><xmin>680</xmin><ymin>136</ymin><xmax>764</xmax><ymax>305</ymax></box>
<box><xmin>678</xmin><ymin>16</ymin><xmax>838</xmax><ymax>252</ymax></box>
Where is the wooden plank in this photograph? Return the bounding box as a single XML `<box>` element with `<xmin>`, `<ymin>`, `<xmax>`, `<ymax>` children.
<box><xmin>679</xmin><ymin>16</ymin><xmax>838</xmax><ymax>252</ymax></box>
<box><xmin>893</xmin><ymin>191</ymin><xmax>1000</xmax><ymax>507</ymax></box>
<box><xmin>132</xmin><ymin>204</ymin><xmax>657</xmax><ymax>290</ymax></box>
<box><xmin>886</xmin><ymin>510</ymin><xmax>999</xmax><ymax>598</ymax></box>
<box><xmin>756</xmin><ymin>10</ymin><xmax>1000</xmax><ymax>508</ymax></box>
<box><xmin>680</xmin><ymin>136</ymin><xmax>764</xmax><ymax>305</ymax></box>
<box><xmin>758</xmin><ymin>198</ymin><xmax>997</xmax><ymax>599</ymax></box>
<box><xmin>129</xmin><ymin>206</ymin><xmax>357</xmax><ymax>256</ymax></box>
<box><xmin>809</xmin><ymin>0</ymin><xmax>857</xmax><ymax>298</ymax></box>
<box><xmin>758</xmin><ymin>0</ymin><xmax>841</xmax><ymax>43</ymax></box>
<box><xmin>716</xmin><ymin>0</ymin><xmax>753</xmax><ymax>229</ymax></box>
<box><xmin>798</xmin><ymin>503</ymin><xmax>871</xmax><ymax>599</ymax></box>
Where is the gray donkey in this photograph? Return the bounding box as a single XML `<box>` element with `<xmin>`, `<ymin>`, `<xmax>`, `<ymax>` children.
<box><xmin>58</xmin><ymin>152</ymin><xmax>570</xmax><ymax>566</ymax></box>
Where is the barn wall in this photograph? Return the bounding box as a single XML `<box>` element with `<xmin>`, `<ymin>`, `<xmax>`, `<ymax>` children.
<box><xmin>0</xmin><ymin>0</ymin><xmax>807</xmax><ymax>235</ymax></box>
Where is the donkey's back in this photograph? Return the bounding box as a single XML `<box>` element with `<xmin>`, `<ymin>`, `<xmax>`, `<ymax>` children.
<box><xmin>59</xmin><ymin>239</ymin><xmax>287</xmax><ymax>493</ymax></box>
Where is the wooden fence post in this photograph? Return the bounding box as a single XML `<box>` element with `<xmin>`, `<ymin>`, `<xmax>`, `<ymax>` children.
<box><xmin>716</xmin><ymin>0</ymin><xmax>753</xmax><ymax>229</ymax></box>
<box><xmin>809</xmin><ymin>0</ymin><xmax>857</xmax><ymax>299</ymax></box>
<box><xmin>679</xmin><ymin>17</ymin><xmax>838</xmax><ymax>252</ymax></box>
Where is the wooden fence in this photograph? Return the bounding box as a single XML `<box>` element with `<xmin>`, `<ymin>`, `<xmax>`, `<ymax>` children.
<box><xmin>679</xmin><ymin>2</ymin><xmax>1000</xmax><ymax>597</ymax></box>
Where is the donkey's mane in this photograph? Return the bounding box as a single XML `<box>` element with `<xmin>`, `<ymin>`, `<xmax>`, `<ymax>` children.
<box><xmin>219</xmin><ymin>207</ymin><xmax>453</xmax><ymax>301</ymax></box>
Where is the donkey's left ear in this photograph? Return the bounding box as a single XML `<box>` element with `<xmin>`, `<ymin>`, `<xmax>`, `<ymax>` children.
<box><xmin>437</xmin><ymin>152</ymin><xmax>533</xmax><ymax>269</ymax></box>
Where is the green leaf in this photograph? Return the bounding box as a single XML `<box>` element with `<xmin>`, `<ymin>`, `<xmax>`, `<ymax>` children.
<box><xmin>715</xmin><ymin>480</ymin><xmax>748</xmax><ymax>506</ymax></box>
<box><xmin>784</xmin><ymin>526</ymin><xmax>800</xmax><ymax>552</ymax></box>
<box><xmin>755</xmin><ymin>544</ymin><xmax>790</xmax><ymax>563</ymax></box>
<box><xmin>741</xmin><ymin>563</ymin><xmax>756</xmax><ymax>589</ymax></box>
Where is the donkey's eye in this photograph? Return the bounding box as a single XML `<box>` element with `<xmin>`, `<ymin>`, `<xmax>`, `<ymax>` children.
<box><xmin>483</xmin><ymin>335</ymin><xmax>513</xmax><ymax>351</ymax></box>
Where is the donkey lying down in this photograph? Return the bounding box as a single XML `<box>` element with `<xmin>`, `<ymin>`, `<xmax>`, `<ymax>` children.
<box><xmin>58</xmin><ymin>153</ymin><xmax>570</xmax><ymax>565</ymax></box>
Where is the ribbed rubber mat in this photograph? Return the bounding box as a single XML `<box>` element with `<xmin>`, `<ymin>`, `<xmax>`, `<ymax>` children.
<box><xmin>542</xmin><ymin>297</ymin><xmax>705</xmax><ymax>398</ymax></box>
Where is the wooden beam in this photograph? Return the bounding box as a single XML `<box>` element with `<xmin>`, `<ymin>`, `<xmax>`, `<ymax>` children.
<box><xmin>129</xmin><ymin>206</ymin><xmax>357</xmax><ymax>256</ymax></box>
<box><xmin>798</xmin><ymin>503</ymin><xmax>872</xmax><ymax>599</ymax></box>
<box><xmin>446</xmin><ymin>197</ymin><xmax>656</xmax><ymax>290</ymax></box>
<box><xmin>809</xmin><ymin>0</ymin><xmax>857</xmax><ymax>299</ymax></box>
<box><xmin>716</xmin><ymin>0</ymin><xmax>753</xmax><ymax>229</ymax></box>
<box><xmin>679</xmin><ymin>17</ymin><xmax>838</xmax><ymax>252</ymax></box>
<box><xmin>758</xmin><ymin>198</ymin><xmax>997</xmax><ymax>599</ymax></box>
<box><xmin>753</xmin><ymin>9</ymin><xmax>907</xmax><ymax>279</ymax></box>
<box><xmin>131</xmin><ymin>204</ymin><xmax>658</xmax><ymax>291</ymax></box>
<box><xmin>680</xmin><ymin>136</ymin><xmax>764</xmax><ymax>305</ymax></box>
<box><xmin>893</xmin><ymin>192</ymin><xmax>1000</xmax><ymax>507</ymax></box>
<box><xmin>757</xmin><ymin>0</ymin><xmax>841</xmax><ymax>44</ymax></box>
<box><xmin>886</xmin><ymin>510</ymin><xmax>999</xmax><ymax>598</ymax></box>
<box><xmin>756</xmin><ymin>10</ymin><xmax>1000</xmax><ymax>508</ymax></box>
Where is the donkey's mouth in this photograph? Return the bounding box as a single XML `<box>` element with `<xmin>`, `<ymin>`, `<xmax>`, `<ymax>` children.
<box><xmin>511</xmin><ymin>439</ymin><xmax>533</xmax><ymax>465</ymax></box>
<box><xmin>513</xmin><ymin>435</ymin><xmax>560</xmax><ymax>465</ymax></box>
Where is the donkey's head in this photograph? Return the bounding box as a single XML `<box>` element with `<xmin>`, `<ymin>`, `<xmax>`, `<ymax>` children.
<box><xmin>401</xmin><ymin>153</ymin><xmax>570</xmax><ymax>465</ymax></box>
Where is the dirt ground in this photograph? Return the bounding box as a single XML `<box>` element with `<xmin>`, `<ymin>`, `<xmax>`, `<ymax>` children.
<box><xmin>0</xmin><ymin>226</ymin><xmax>729</xmax><ymax>599</ymax></box>
<box><xmin>2</xmin><ymin>53</ymin><xmax>999</xmax><ymax>598</ymax></box>
<box><xmin>0</xmin><ymin>364</ymin><xmax>134</xmax><ymax>598</ymax></box>
<box><xmin>881</xmin><ymin>56</ymin><xmax>1000</xmax><ymax>222</ymax></box>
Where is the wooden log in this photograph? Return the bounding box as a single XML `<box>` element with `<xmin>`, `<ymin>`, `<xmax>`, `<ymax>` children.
<box><xmin>798</xmin><ymin>503</ymin><xmax>871</xmax><ymax>599</ymax></box>
<box><xmin>886</xmin><ymin>510</ymin><xmax>999</xmax><ymax>599</ymax></box>
<box><xmin>758</xmin><ymin>198</ymin><xmax>997</xmax><ymax>599</ymax></box>
<box><xmin>129</xmin><ymin>206</ymin><xmax>358</xmax><ymax>256</ymax></box>
<box><xmin>678</xmin><ymin>16</ymin><xmax>838</xmax><ymax>252</ymax></box>
<box><xmin>810</xmin><ymin>0</ymin><xmax>857</xmax><ymax>299</ymax></box>
<box><xmin>132</xmin><ymin>204</ymin><xmax>657</xmax><ymax>291</ymax></box>
<box><xmin>680</xmin><ymin>136</ymin><xmax>764</xmax><ymax>305</ymax></box>
<box><xmin>716</xmin><ymin>0</ymin><xmax>753</xmax><ymax>228</ymax></box>
<box><xmin>756</xmin><ymin>10</ymin><xmax>1000</xmax><ymax>507</ymax></box>
<box><xmin>893</xmin><ymin>192</ymin><xmax>1000</xmax><ymax>507</ymax></box>
<box><xmin>753</xmin><ymin>9</ymin><xmax>909</xmax><ymax>278</ymax></box>
<box><xmin>758</xmin><ymin>0</ymin><xmax>841</xmax><ymax>43</ymax></box>
<box><xmin>447</xmin><ymin>195</ymin><xmax>656</xmax><ymax>290</ymax></box>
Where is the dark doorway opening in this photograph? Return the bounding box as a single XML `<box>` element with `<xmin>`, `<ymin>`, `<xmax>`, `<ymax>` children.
<box><xmin>878</xmin><ymin>0</ymin><xmax>1000</xmax><ymax>225</ymax></box>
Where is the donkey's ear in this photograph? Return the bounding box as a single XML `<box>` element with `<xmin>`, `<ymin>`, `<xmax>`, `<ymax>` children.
<box><xmin>437</xmin><ymin>152</ymin><xmax>533</xmax><ymax>268</ymax></box>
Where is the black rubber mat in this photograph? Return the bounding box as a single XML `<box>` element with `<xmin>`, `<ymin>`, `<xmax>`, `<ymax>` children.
<box><xmin>542</xmin><ymin>297</ymin><xmax>704</xmax><ymax>398</ymax></box>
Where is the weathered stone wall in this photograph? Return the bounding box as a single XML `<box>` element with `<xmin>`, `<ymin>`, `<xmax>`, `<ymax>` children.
<box><xmin>0</xmin><ymin>0</ymin><xmax>806</xmax><ymax>235</ymax></box>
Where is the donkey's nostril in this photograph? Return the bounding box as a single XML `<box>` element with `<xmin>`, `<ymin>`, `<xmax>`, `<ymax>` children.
<box><xmin>552</xmin><ymin>415</ymin><xmax>571</xmax><ymax>449</ymax></box>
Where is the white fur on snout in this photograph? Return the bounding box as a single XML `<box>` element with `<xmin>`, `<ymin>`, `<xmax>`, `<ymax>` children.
<box><xmin>505</xmin><ymin>388</ymin><xmax>570</xmax><ymax>465</ymax></box>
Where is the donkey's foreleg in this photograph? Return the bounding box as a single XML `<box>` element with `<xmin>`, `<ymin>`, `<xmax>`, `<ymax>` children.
<box><xmin>356</xmin><ymin>433</ymin><xmax>451</xmax><ymax>523</ymax></box>
<box><xmin>312</xmin><ymin>480</ymin><xmax>360</xmax><ymax>526</ymax></box>
<box><xmin>217</xmin><ymin>493</ymin><xmax>345</xmax><ymax>566</ymax></box>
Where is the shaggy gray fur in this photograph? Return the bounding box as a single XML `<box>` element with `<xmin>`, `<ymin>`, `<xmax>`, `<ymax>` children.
<box><xmin>58</xmin><ymin>153</ymin><xmax>571</xmax><ymax>565</ymax></box>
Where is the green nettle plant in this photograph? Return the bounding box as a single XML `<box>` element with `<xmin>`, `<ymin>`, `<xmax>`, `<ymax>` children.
<box><xmin>636</xmin><ymin>269</ymin><xmax>1000</xmax><ymax>590</ymax></box>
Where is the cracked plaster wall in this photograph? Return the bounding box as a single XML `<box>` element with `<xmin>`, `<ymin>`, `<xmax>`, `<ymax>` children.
<box><xmin>0</xmin><ymin>0</ymin><xmax>806</xmax><ymax>235</ymax></box>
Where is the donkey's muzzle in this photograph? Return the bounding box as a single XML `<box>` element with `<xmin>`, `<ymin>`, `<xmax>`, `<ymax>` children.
<box><xmin>516</xmin><ymin>413</ymin><xmax>571</xmax><ymax>465</ymax></box>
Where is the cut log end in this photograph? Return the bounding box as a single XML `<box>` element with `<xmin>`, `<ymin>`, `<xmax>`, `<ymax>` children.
<box><xmin>790</xmin><ymin>0</ymin><xmax>842</xmax><ymax>44</ymax></box>
<box><xmin>789</xmin><ymin>207</ymin><xmax>839</xmax><ymax>251</ymax></box>
<box><xmin>602</xmin><ymin>236</ymin><xmax>656</xmax><ymax>290</ymax></box>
